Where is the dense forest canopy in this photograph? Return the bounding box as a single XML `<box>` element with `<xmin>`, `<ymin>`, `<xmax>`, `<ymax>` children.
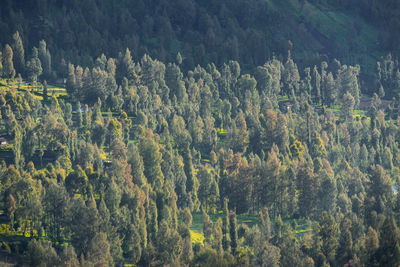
<box><xmin>0</xmin><ymin>0</ymin><xmax>400</xmax><ymax>266</ymax></box>
<box><xmin>1</xmin><ymin>0</ymin><xmax>400</xmax><ymax>79</ymax></box>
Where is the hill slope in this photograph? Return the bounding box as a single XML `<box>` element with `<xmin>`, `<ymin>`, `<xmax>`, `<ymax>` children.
<box><xmin>0</xmin><ymin>0</ymin><xmax>390</xmax><ymax>78</ymax></box>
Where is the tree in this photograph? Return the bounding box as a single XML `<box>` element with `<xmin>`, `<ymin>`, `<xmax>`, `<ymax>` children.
<box><xmin>282</xmin><ymin>52</ymin><xmax>300</xmax><ymax>95</ymax></box>
<box><xmin>38</xmin><ymin>40</ymin><xmax>52</xmax><ymax>79</ymax></box>
<box><xmin>323</xmin><ymin>72</ymin><xmax>336</xmax><ymax>106</ymax></box>
<box><xmin>373</xmin><ymin>216</ymin><xmax>400</xmax><ymax>266</ymax></box>
<box><xmin>303</xmin><ymin>67</ymin><xmax>313</xmax><ymax>101</ymax></box>
<box><xmin>313</xmin><ymin>65</ymin><xmax>321</xmax><ymax>104</ymax></box>
<box><xmin>43</xmin><ymin>181</ymin><xmax>69</xmax><ymax>244</ymax></box>
<box><xmin>2</xmin><ymin>44</ymin><xmax>15</xmax><ymax>78</ymax></box>
<box><xmin>118</xmin><ymin>48</ymin><xmax>136</xmax><ymax>83</ymax></box>
<box><xmin>60</xmin><ymin>245</ymin><xmax>80</xmax><ymax>267</ymax></box>
<box><xmin>229</xmin><ymin>211</ymin><xmax>238</xmax><ymax>255</ymax></box>
<box><xmin>222</xmin><ymin>198</ymin><xmax>231</xmax><ymax>252</ymax></box>
<box><xmin>139</xmin><ymin>131</ymin><xmax>164</xmax><ymax>192</ymax></box>
<box><xmin>124</xmin><ymin>224</ymin><xmax>143</xmax><ymax>264</ymax></box>
<box><xmin>6</xmin><ymin>194</ymin><xmax>16</xmax><ymax>230</ymax></box>
<box><xmin>336</xmin><ymin>219</ymin><xmax>353</xmax><ymax>266</ymax></box>
<box><xmin>368</xmin><ymin>93</ymin><xmax>381</xmax><ymax>124</ymax></box>
<box><xmin>65</xmin><ymin>165</ymin><xmax>88</xmax><ymax>195</ymax></box>
<box><xmin>255</xmin><ymin>59</ymin><xmax>282</xmax><ymax>98</ymax></box>
<box><xmin>13</xmin><ymin>125</ymin><xmax>22</xmax><ymax>170</ymax></box>
<box><xmin>317</xmin><ymin>159</ymin><xmax>337</xmax><ymax>214</ymax></box>
<box><xmin>87</xmin><ymin>232</ymin><xmax>113</xmax><ymax>267</ymax></box>
<box><xmin>166</xmin><ymin>63</ymin><xmax>186</xmax><ymax>102</ymax></box>
<box><xmin>255</xmin><ymin>241</ymin><xmax>281</xmax><ymax>267</ymax></box>
<box><xmin>26</xmin><ymin>47</ymin><xmax>42</xmax><ymax>82</ymax></box>
<box><xmin>202</xmin><ymin>211</ymin><xmax>213</xmax><ymax>245</ymax></box>
<box><xmin>226</xmin><ymin>112</ymin><xmax>249</xmax><ymax>153</ymax></box>
<box><xmin>318</xmin><ymin>212</ymin><xmax>338</xmax><ymax>264</ymax></box>
<box><xmin>176</xmin><ymin>52</ymin><xmax>183</xmax><ymax>65</ymax></box>
<box><xmin>337</xmin><ymin>65</ymin><xmax>360</xmax><ymax>107</ymax></box>
<box><xmin>364</xmin><ymin>226</ymin><xmax>379</xmax><ymax>264</ymax></box>
<box><xmin>67</xmin><ymin>64</ymin><xmax>77</xmax><ymax>97</ymax></box>
<box><xmin>183</xmin><ymin>144</ymin><xmax>196</xmax><ymax>201</ymax></box>
<box><xmin>369</xmin><ymin>165</ymin><xmax>393</xmax><ymax>212</ymax></box>
<box><xmin>127</xmin><ymin>143</ymin><xmax>146</xmax><ymax>187</ymax></box>
<box><xmin>68</xmin><ymin>197</ymin><xmax>99</xmax><ymax>255</ymax></box>
<box><xmin>191</xmin><ymin>247</ymin><xmax>236</xmax><ymax>266</ymax></box>
<box><xmin>27</xmin><ymin>239</ymin><xmax>60</xmax><ymax>267</ymax></box>
<box><xmin>259</xmin><ymin>208</ymin><xmax>271</xmax><ymax>242</ymax></box>
<box><xmin>341</xmin><ymin>91</ymin><xmax>355</xmax><ymax>121</ymax></box>
<box><xmin>12</xmin><ymin>31</ymin><xmax>25</xmax><ymax>75</ymax></box>
<box><xmin>297</xmin><ymin>162</ymin><xmax>318</xmax><ymax>218</ymax></box>
<box><xmin>198</xmin><ymin>166</ymin><xmax>219</xmax><ymax>212</ymax></box>
<box><xmin>155</xmin><ymin>220</ymin><xmax>183</xmax><ymax>265</ymax></box>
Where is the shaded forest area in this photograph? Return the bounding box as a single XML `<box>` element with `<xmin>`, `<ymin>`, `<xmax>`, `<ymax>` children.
<box><xmin>1</xmin><ymin>0</ymin><xmax>400</xmax><ymax>266</ymax></box>
<box><xmin>1</xmin><ymin>0</ymin><xmax>400</xmax><ymax>81</ymax></box>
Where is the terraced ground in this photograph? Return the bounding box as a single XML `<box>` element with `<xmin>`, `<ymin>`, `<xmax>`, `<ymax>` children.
<box><xmin>0</xmin><ymin>79</ymin><xmax>67</xmax><ymax>101</ymax></box>
<box><xmin>190</xmin><ymin>212</ymin><xmax>312</xmax><ymax>246</ymax></box>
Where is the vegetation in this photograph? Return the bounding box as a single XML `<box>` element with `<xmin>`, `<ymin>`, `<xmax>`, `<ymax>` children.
<box><xmin>0</xmin><ymin>1</ymin><xmax>400</xmax><ymax>266</ymax></box>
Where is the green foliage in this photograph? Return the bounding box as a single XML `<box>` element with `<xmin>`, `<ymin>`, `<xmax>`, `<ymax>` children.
<box><xmin>0</xmin><ymin>19</ymin><xmax>399</xmax><ymax>265</ymax></box>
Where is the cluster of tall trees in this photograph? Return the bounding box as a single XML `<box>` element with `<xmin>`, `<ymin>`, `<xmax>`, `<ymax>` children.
<box><xmin>1</xmin><ymin>31</ymin><xmax>400</xmax><ymax>266</ymax></box>
<box><xmin>0</xmin><ymin>32</ymin><xmax>52</xmax><ymax>82</ymax></box>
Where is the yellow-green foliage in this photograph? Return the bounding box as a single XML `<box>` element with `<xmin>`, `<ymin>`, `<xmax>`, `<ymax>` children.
<box><xmin>47</xmin><ymin>85</ymin><xmax>68</xmax><ymax>97</ymax></box>
<box><xmin>190</xmin><ymin>230</ymin><xmax>205</xmax><ymax>246</ymax></box>
<box><xmin>217</xmin><ymin>128</ymin><xmax>227</xmax><ymax>135</ymax></box>
<box><xmin>313</xmin><ymin>135</ymin><xmax>327</xmax><ymax>157</ymax></box>
<box><xmin>290</xmin><ymin>139</ymin><xmax>304</xmax><ymax>158</ymax></box>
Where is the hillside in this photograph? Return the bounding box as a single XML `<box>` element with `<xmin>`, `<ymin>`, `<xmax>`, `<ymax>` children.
<box><xmin>1</xmin><ymin>1</ymin><xmax>400</xmax><ymax>266</ymax></box>
<box><xmin>0</xmin><ymin>0</ymin><xmax>390</xmax><ymax>80</ymax></box>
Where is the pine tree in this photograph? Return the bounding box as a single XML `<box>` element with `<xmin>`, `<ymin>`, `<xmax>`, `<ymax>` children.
<box><xmin>297</xmin><ymin>162</ymin><xmax>318</xmax><ymax>218</ymax></box>
<box><xmin>313</xmin><ymin>65</ymin><xmax>321</xmax><ymax>104</ymax></box>
<box><xmin>2</xmin><ymin>44</ymin><xmax>15</xmax><ymax>78</ymax></box>
<box><xmin>374</xmin><ymin>216</ymin><xmax>400</xmax><ymax>266</ymax></box>
<box><xmin>38</xmin><ymin>40</ymin><xmax>51</xmax><ymax>79</ymax></box>
<box><xmin>87</xmin><ymin>232</ymin><xmax>113</xmax><ymax>266</ymax></box>
<box><xmin>202</xmin><ymin>211</ymin><xmax>213</xmax><ymax>245</ymax></box>
<box><xmin>318</xmin><ymin>212</ymin><xmax>338</xmax><ymax>264</ymax></box>
<box><xmin>222</xmin><ymin>198</ymin><xmax>231</xmax><ymax>252</ymax></box>
<box><xmin>12</xmin><ymin>31</ymin><xmax>25</xmax><ymax>75</ymax></box>
<box><xmin>26</xmin><ymin>47</ymin><xmax>42</xmax><ymax>82</ymax></box>
<box><xmin>183</xmin><ymin>144</ymin><xmax>196</xmax><ymax>200</ymax></box>
<box><xmin>341</xmin><ymin>91</ymin><xmax>355</xmax><ymax>121</ymax></box>
<box><xmin>336</xmin><ymin>219</ymin><xmax>353</xmax><ymax>266</ymax></box>
<box><xmin>139</xmin><ymin>131</ymin><xmax>164</xmax><ymax>192</ymax></box>
<box><xmin>229</xmin><ymin>211</ymin><xmax>238</xmax><ymax>255</ymax></box>
<box><xmin>364</xmin><ymin>226</ymin><xmax>379</xmax><ymax>265</ymax></box>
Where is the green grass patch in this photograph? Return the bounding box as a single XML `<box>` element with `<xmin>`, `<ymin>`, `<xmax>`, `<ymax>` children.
<box><xmin>192</xmin><ymin>212</ymin><xmax>313</xmax><ymax>240</ymax></box>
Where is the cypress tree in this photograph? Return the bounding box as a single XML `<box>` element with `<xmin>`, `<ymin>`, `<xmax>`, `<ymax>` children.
<box><xmin>12</xmin><ymin>31</ymin><xmax>25</xmax><ymax>75</ymax></box>
<box><xmin>222</xmin><ymin>198</ymin><xmax>231</xmax><ymax>252</ymax></box>
<box><xmin>3</xmin><ymin>44</ymin><xmax>15</xmax><ymax>78</ymax></box>
<box><xmin>229</xmin><ymin>211</ymin><xmax>238</xmax><ymax>255</ymax></box>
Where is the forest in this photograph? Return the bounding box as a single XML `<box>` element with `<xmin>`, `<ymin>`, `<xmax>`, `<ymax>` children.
<box><xmin>1</xmin><ymin>0</ymin><xmax>400</xmax><ymax>266</ymax></box>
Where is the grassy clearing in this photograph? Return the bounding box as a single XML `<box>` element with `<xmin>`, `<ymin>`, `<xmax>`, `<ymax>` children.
<box><xmin>0</xmin><ymin>79</ymin><xmax>68</xmax><ymax>99</ymax></box>
<box><xmin>191</xmin><ymin>211</ymin><xmax>313</xmax><ymax>245</ymax></box>
<box><xmin>46</xmin><ymin>85</ymin><xmax>68</xmax><ymax>97</ymax></box>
